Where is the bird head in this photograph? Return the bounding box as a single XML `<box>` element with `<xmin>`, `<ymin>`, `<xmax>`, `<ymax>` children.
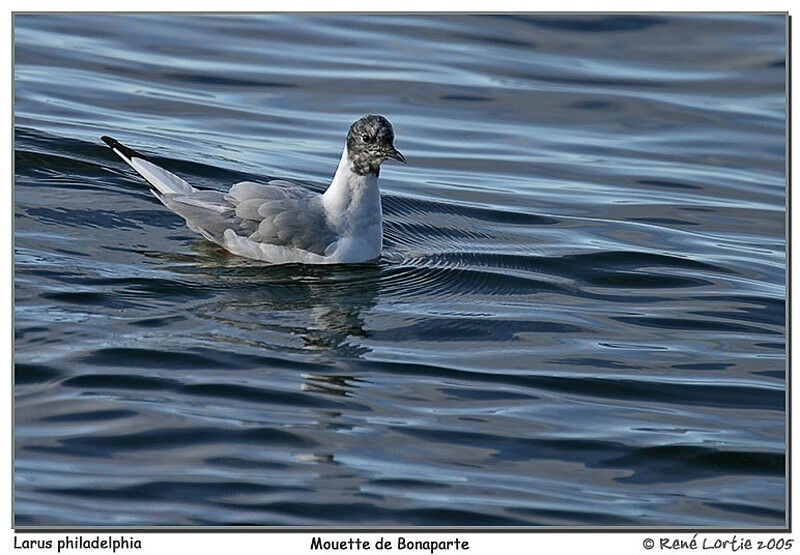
<box><xmin>345</xmin><ymin>115</ymin><xmax>405</xmax><ymax>176</ymax></box>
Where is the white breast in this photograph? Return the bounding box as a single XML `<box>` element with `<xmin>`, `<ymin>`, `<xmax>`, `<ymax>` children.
<box><xmin>322</xmin><ymin>149</ymin><xmax>384</xmax><ymax>263</ymax></box>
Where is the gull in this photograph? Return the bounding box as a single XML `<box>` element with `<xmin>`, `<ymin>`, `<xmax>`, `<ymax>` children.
<box><xmin>102</xmin><ymin>114</ymin><xmax>405</xmax><ymax>264</ymax></box>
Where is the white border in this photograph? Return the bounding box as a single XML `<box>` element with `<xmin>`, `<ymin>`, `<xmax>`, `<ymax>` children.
<box><xmin>3</xmin><ymin>6</ymin><xmax>793</xmax><ymax>554</ymax></box>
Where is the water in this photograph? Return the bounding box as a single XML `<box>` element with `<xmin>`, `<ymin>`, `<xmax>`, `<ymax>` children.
<box><xmin>13</xmin><ymin>14</ymin><xmax>786</xmax><ymax>527</ymax></box>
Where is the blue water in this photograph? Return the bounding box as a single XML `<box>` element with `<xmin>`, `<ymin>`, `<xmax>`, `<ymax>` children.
<box><xmin>14</xmin><ymin>14</ymin><xmax>786</xmax><ymax>527</ymax></box>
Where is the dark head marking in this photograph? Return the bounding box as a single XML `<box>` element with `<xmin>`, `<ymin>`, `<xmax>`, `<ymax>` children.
<box><xmin>346</xmin><ymin>114</ymin><xmax>405</xmax><ymax>176</ymax></box>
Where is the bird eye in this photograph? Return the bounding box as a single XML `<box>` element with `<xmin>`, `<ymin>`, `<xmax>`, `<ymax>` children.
<box><xmin>361</xmin><ymin>133</ymin><xmax>371</xmax><ymax>143</ymax></box>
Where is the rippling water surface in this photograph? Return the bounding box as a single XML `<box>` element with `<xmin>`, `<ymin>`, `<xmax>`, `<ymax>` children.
<box><xmin>14</xmin><ymin>14</ymin><xmax>786</xmax><ymax>527</ymax></box>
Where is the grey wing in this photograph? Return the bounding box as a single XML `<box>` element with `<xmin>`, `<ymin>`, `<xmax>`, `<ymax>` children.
<box><xmin>163</xmin><ymin>180</ymin><xmax>337</xmax><ymax>256</ymax></box>
<box><xmin>246</xmin><ymin>195</ymin><xmax>338</xmax><ymax>256</ymax></box>
<box><xmin>227</xmin><ymin>181</ymin><xmax>337</xmax><ymax>256</ymax></box>
<box><xmin>99</xmin><ymin>136</ymin><xmax>333</xmax><ymax>254</ymax></box>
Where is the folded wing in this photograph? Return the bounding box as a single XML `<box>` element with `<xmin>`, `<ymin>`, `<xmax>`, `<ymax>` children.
<box><xmin>103</xmin><ymin>137</ymin><xmax>338</xmax><ymax>259</ymax></box>
<box><xmin>224</xmin><ymin>181</ymin><xmax>337</xmax><ymax>256</ymax></box>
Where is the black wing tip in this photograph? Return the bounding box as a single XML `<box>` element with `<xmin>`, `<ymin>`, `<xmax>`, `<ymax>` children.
<box><xmin>100</xmin><ymin>135</ymin><xmax>147</xmax><ymax>161</ymax></box>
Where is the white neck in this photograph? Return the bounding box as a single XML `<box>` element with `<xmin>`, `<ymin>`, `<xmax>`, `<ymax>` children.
<box><xmin>322</xmin><ymin>148</ymin><xmax>382</xmax><ymax>236</ymax></box>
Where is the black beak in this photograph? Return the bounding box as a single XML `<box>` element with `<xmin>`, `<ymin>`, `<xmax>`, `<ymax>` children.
<box><xmin>385</xmin><ymin>147</ymin><xmax>406</xmax><ymax>164</ymax></box>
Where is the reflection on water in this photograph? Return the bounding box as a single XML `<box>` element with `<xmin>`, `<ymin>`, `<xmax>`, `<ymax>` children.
<box><xmin>14</xmin><ymin>13</ymin><xmax>785</xmax><ymax>527</ymax></box>
<box><xmin>188</xmin><ymin>240</ymin><xmax>380</xmax><ymax>356</ymax></box>
<box><xmin>146</xmin><ymin>239</ymin><xmax>381</xmax><ymax>357</ymax></box>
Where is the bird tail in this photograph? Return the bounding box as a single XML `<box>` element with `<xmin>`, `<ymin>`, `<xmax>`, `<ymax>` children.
<box><xmin>101</xmin><ymin>136</ymin><xmax>195</xmax><ymax>197</ymax></box>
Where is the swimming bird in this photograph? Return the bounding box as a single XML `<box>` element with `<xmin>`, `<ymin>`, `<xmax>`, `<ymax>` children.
<box><xmin>101</xmin><ymin>114</ymin><xmax>405</xmax><ymax>264</ymax></box>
